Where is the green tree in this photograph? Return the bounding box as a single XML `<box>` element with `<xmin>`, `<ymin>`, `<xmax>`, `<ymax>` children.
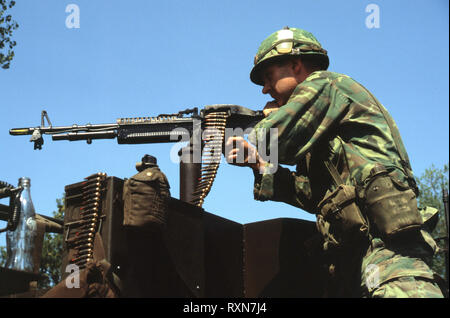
<box><xmin>38</xmin><ymin>198</ymin><xmax>64</xmax><ymax>289</ymax></box>
<box><xmin>0</xmin><ymin>244</ymin><xmax>5</xmax><ymax>266</ymax></box>
<box><xmin>416</xmin><ymin>163</ymin><xmax>449</xmax><ymax>280</ymax></box>
<box><xmin>0</xmin><ymin>0</ymin><xmax>19</xmax><ymax>69</ymax></box>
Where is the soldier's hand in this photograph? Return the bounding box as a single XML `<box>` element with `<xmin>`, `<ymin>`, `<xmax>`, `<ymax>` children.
<box><xmin>263</xmin><ymin>100</ymin><xmax>279</xmax><ymax>117</ymax></box>
<box><xmin>224</xmin><ymin>136</ymin><xmax>265</xmax><ymax>171</ymax></box>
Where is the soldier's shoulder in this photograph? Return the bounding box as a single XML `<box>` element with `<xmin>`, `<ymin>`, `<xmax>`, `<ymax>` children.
<box><xmin>314</xmin><ymin>72</ymin><xmax>373</xmax><ymax>98</ymax></box>
<box><xmin>305</xmin><ymin>71</ymin><xmax>356</xmax><ymax>87</ymax></box>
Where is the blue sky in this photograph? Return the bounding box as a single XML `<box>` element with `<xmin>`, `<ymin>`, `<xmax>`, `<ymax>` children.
<box><xmin>0</xmin><ymin>0</ymin><xmax>448</xmax><ymax>246</ymax></box>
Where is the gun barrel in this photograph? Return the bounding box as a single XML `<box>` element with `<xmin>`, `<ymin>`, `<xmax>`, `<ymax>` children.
<box><xmin>10</xmin><ymin>123</ymin><xmax>118</xmax><ymax>135</ymax></box>
<box><xmin>52</xmin><ymin>130</ymin><xmax>117</xmax><ymax>141</ymax></box>
<box><xmin>10</xmin><ymin>127</ymin><xmax>35</xmax><ymax>135</ymax></box>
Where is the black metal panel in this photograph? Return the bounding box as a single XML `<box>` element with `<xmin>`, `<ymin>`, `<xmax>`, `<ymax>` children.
<box><xmin>101</xmin><ymin>177</ymin><xmax>127</xmax><ymax>273</ymax></box>
<box><xmin>243</xmin><ymin>218</ymin><xmax>325</xmax><ymax>297</ymax></box>
<box><xmin>203</xmin><ymin>212</ymin><xmax>244</xmax><ymax>297</ymax></box>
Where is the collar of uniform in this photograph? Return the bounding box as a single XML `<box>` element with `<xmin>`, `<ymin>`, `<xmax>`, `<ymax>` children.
<box><xmin>284</xmin><ymin>70</ymin><xmax>330</xmax><ymax>106</ymax></box>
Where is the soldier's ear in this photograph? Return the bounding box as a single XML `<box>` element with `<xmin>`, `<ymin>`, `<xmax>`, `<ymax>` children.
<box><xmin>291</xmin><ymin>57</ymin><xmax>303</xmax><ymax>74</ymax></box>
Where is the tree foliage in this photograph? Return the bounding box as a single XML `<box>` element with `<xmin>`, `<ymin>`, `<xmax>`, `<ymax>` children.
<box><xmin>416</xmin><ymin>163</ymin><xmax>449</xmax><ymax>280</ymax></box>
<box><xmin>0</xmin><ymin>244</ymin><xmax>6</xmax><ymax>267</ymax></box>
<box><xmin>0</xmin><ymin>0</ymin><xmax>19</xmax><ymax>69</ymax></box>
<box><xmin>38</xmin><ymin>198</ymin><xmax>64</xmax><ymax>289</ymax></box>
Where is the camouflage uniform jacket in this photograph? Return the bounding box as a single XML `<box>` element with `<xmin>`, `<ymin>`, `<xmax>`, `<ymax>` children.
<box><xmin>249</xmin><ymin>71</ymin><xmax>444</xmax><ymax>297</ymax></box>
<box><xmin>250</xmin><ymin>70</ymin><xmax>413</xmax><ymax>213</ymax></box>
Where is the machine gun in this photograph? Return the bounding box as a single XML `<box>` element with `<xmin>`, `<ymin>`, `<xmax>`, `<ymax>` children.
<box><xmin>10</xmin><ymin>105</ymin><xmax>264</xmax><ymax>207</ymax></box>
<box><xmin>10</xmin><ymin>105</ymin><xmax>263</xmax><ymax>149</ymax></box>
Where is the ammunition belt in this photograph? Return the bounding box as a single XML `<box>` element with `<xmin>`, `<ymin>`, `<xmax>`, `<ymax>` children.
<box><xmin>64</xmin><ymin>172</ymin><xmax>107</xmax><ymax>269</ymax></box>
<box><xmin>191</xmin><ymin>111</ymin><xmax>229</xmax><ymax>207</ymax></box>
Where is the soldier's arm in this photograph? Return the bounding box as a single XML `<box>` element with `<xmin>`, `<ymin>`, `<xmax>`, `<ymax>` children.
<box><xmin>225</xmin><ymin>135</ymin><xmax>315</xmax><ymax>212</ymax></box>
<box><xmin>252</xmin><ymin>164</ymin><xmax>316</xmax><ymax>213</ymax></box>
<box><xmin>249</xmin><ymin>73</ymin><xmax>349</xmax><ymax>165</ymax></box>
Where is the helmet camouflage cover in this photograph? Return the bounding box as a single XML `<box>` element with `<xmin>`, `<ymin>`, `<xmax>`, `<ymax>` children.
<box><xmin>250</xmin><ymin>27</ymin><xmax>329</xmax><ymax>85</ymax></box>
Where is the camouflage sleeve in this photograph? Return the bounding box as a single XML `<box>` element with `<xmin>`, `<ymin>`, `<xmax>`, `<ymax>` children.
<box><xmin>253</xmin><ymin>162</ymin><xmax>316</xmax><ymax>213</ymax></box>
<box><xmin>249</xmin><ymin>71</ymin><xmax>348</xmax><ymax>166</ymax></box>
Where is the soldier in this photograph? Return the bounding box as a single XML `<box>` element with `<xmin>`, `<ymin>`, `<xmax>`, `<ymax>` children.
<box><xmin>225</xmin><ymin>27</ymin><xmax>444</xmax><ymax>298</ymax></box>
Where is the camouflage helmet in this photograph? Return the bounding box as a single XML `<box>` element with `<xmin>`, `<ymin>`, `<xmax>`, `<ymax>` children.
<box><xmin>250</xmin><ymin>27</ymin><xmax>329</xmax><ymax>85</ymax></box>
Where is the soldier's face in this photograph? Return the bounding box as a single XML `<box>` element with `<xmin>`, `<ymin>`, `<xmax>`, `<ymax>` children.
<box><xmin>261</xmin><ymin>61</ymin><xmax>299</xmax><ymax>107</ymax></box>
